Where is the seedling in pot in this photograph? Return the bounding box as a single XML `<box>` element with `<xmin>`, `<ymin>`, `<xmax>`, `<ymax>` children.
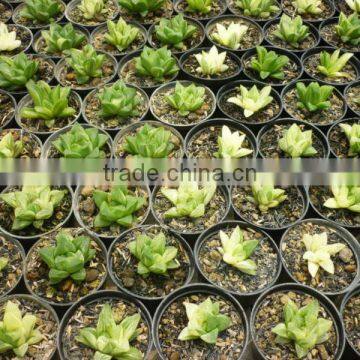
<box><xmin>195</xmin><ymin>46</ymin><xmax>228</xmax><ymax>76</ymax></box>
<box><xmin>176</xmin><ymin>0</ymin><xmax>226</xmax><ymax>20</ymax></box>
<box><xmin>291</xmin><ymin>0</ymin><xmax>322</xmax><ymax>15</ymax></box>
<box><xmin>119</xmin><ymin>0</ymin><xmax>164</xmax><ymax>17</ymax></box>
<box><xmin>324</xmin><ymin>185</ymin><xmax>360</xmax><ymax>213</ymax></box>
<box><xmin>339</xmin><ymin>122</ymin><xmax>360</xmax><ymax>156</ymax></box>
<box><xmin>317</xmin><ymin>49</ymin><xmax>354</xmax><ymax>79</ymax></box>
<box><xmin>0</xmin><ymin>133</ymin><xmax>23</xmax><ymax>158</ymax></box>
<box><xmin>233</xmin><ymin>0</ymin><xmax>280</xmax><ymax>19</ymax></box>
<box><xmin>336</xmin><ymin>12</ymin><xmax>360</xmax><ymax>47</ymax></box>
<box><xmin>0</xmin><ymin>23</ymin><xmax>21</xmax><ymax>53</ymax></box>
<box><xmin>283</xmin><ymin>0</ymin><xmax>334</xmax><ymax>21</ymax></box>
<box><xmin>78</xmin><ymin>0</ymin><xmax>106</xmax><ymax>20</ymax></box>
<box><xmin>210</xmin><ymin>22</ymin><xmax>248</xmax><ymax>50</ymax></box>
<box><xmin>296</xmin><ymin>81</ymin><xmax>333</xmax><ymax>112</ymax></box>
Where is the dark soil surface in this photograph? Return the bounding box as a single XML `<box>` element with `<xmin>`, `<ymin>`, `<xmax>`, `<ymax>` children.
<box><xmin>282</xmin><ymin>0</ymin><xmax>333</xmax><ymax>21</ymax></box>
<box><xmin>0</xmin><ymin>2</ymin><xmax>12</xmax><ymax>23</ymax></box>
<box><xmin>343</xmin><ymin>293</ymin><xmax>360</xmax><ymax>354</ymax></box>
<box><xmin>0</xmin><ymin>25</ymin><xmax>32</xmax><ymax>56</ymax></box>
<box><xmin>0</xmin><ymin>92</ymin><xmax>15</xmax><ymax>127</ymax></box>
<box><xmin>175</xmin><ymin>0</ymin><xmax>226</xmax><ymax>20</ymax></box>
<box><xmin>335</xmin><ymin>0</ymin><xmax>354</xmax><ymax>15</ymax></box>
<box><xmin>345</xmin><ymin>83</ymin><xmax>360</xmax><ymax>114</ymax></box>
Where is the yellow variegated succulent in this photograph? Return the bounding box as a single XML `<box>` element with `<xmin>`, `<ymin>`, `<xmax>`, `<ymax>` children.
<box><xmin>324</xmin><ymin>185</ymin><xmax>360</xmax><ymax>213</ymax></box>
<box><xmin>211</xmin><ymin>22</ymin><xmax>248</xmax><ymax>50</ymax></box>
<box><xmin>195</xmin><ymin>46</ymin><xmax>229</xmax><ymax>75</ymax></box>
<box><xmin>0</xmin><ymin>23</ymin><xmax>21</xmax><ymax>52</ymax></box>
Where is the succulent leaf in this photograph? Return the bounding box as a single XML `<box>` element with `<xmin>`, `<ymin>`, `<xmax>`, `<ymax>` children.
<box><xmin>78</xmin><ymin>0</ymin><xmax>105</xmax><ymax>19</ymax></box>
<box><xmin>211</xmin><ymin>22</ymin><xmax>248</xmax><ymax>50</ymax></box>
<box><xmin>323</xmin><ymin>185</ymin><xmax>360</xmax><ymax>213</ymax></box>
<box><xmin>346</xmin><ymin>0</ymin><xmax>360</xmax><ymax>12</ymax></box>
<box><xmin>235</xmin><ymin>0</ymin><xmax>280</xmax><ymax>18</ymax></box>
<box><xmin>185</xmin><ymin>0</ymin><xmax>212</xmax><ymax>14</ymax></box>
<box><xmin>0</xmin><ymin>133</ymin><xmax>24</xmax><ymax>158</ymax></box>
<box><xmin>0</xmin><ymin>23</ymin><xmax>21</xmax><ymax>52</ymax></box>
<box><xmin>296</xmin><ymin>82</ymin><xmax>334</xmax><ymax>112</ymax></box>
<box><xmin>317</xmin><ymin>49</ymin><xmax>353</xmax><ymax>79</ymax></box>
<box><xmin>336</xmin><ymin>12</ymin><xmax>360</xmax><ymax>46</ymax></box>
<box><xmin>20</xmin><ymin>0</ymin><xmax>61</xmax><ymax>23</ymax></box>
<box><xmin>0</xmin><ymin>256</ymin><xmax>8</xmax><ymax>271</ymax></box>
<box><xmin>118</xmin><ymin>0</ymin><xmax>165</xmax><ymax>17</ymax></box>
<box><xmin>194</xmin><ymin>46</ymin><xmax>229</xmax><ymax>75</ymax></box>
<box><xmin>105</xmin><ymin>18</ymin><xmax>139</xmax><ymax>52</ymax></box>
<box><xmin>291</xmin><ymin>0</ymin><xmax>322</xmax><ymax>15</ymax></box>
<box><xmin>339</xmin><ymin>123</ymin><xmax>360</xmax><ymax>156</ymax></box>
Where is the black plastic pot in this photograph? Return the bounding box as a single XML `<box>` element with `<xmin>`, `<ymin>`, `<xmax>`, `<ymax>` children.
<box><xmin>281</xmin><ymin>79</ymin><xmax>347</xmax><ymax>129</ymax></box>
<box><xmin>250</xmin><ymin>283</ymin><xmax>345</xmax><ymax>360</ymax></box>
<box><xmin>148</xmin><ymin>16</ymin><xmax>205</xmax><ymax>57</ymax></box>
<box><xmin>241</xmin><ymin>45</ymin><xmax>303</xmax><ymax>88</ymax></box>
<box><xmin>301</xmin><ymin>46</ymin><xmax>360</xmax><ymax>87</ymax></box>
<box><xmin>280</xmin><ymin>218</ymin><xmax>360</xmax><ymax>298</ymax></box>
<box><xmin>257</xmin><ymin>118</ymin><xmax>331</xmax><ymax>159</ymax></box>
<box><xmin>24</xmin><ymin>227</ymin><xmax>108</xmax><ymax>308</ymax></box>
<box><xmin>0</xmin><ymin>90</ymin><xmax>16</xmax><ymax>129</ymax></box>
<box><xmin>344</xmin><ymin>81</ymin><xmax>360</xmax><ymax>117</ymax></box>
<box><xmin>0</xmin><ymin>24</ymin><xmax>33</xmax><ymax>56</ymax></box>
<box><xmin>179</xmin><ymin>46</ymin><xmax>242</xmax><ymax>88</ymax></box>
<box><xmin>194</xmin><ymin>220</ymin><xmax>281</xmax><ymax>304</ymax></box>
<box><xmin>184</xmin><ymin>118</ymin><xmax>258</xmax><ymax>158</ymax></box>
<box><xmin>150</xmin><ymin>80</ymin><xmax>216</xmax><ymax>132</ymax></box>
<box><xmin>108</xmin><ymin>224</ymin><xmax>195</xmax><ymax>306</ymax></box>
<box><xmin>217</xmin><ymin>79</ymin><xmax>283</xmax><ymax>130</ymax></box>
<box><xmin>340</xmin><ymin>284</ymin><xmax>360</xmax><ymax>359</ymax></box>
<box><xmin>152</xmin><ymin>283</ymin><xmax>250</xmax><ymax>360</ymax></box>
<box><xmin>0</xmin><ymin>0</ymin><xmax>12</xmax><ymax>23</ymax></box>
<box><xmin>57</xmin><ymin>290</ymin><xmax>153</xmax><ymax>360</ymax></box>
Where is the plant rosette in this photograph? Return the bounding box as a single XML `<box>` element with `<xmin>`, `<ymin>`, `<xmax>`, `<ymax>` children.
<box><xmin>113</xmin><ymin>120</ymin><xmax>184</xmax><ymax>158</ymax></box>
<box><xmin>65</xmin><ymin>0</ymin><xmax>119</xmax><ymax>28</ymax></box>
<box><xmin>345</xmin><ymin>81</ymin><xmax>360</xmax><ymax>116</ymax></box>
<box><xmin>242</xmin><ymin>46</ymin><xmax>303</xmax><ymax>87</ymax></box>
<box><xmin>217</xmin><ymin>80</ymin><xmax>282</xmax><ymax>127</ymax></box>
<box><xmin>281</xmin><ymin>0</ymin><xmax>335</xmax><ymax>23</ymax></box>
<box><xmin>280</xmin><ymin>218</ymin><xmax>359</xmax><ymax>297</ymax></box>
<box><xmin>12</xmin><ymin>0</ymin><xmax>65</xmax><ymax>30</ymax></box>
<box><xmin>180</xmin><ymin>46</ymin><xmax>242</xmax><ymax>88</ymax></box>
<box><xmin>281</xmin><ymin>79</ymin><xmax>347</xmax><ymax>127</ymax></box>
<box><xmin>301</xmin><ymin>47</ymin><xmax>360</xmax><ymax>86</ymax></box>
<box><xmin>340</xmin><ymin>285</ymin><xmax>360</xmax><ymax>357</ymax></box>
<box><xmin>206</xmin><ymin>15</ymin><xmax>263</xmax><ymax>55</ymax></box>
<box><xmin>0</xmin><ymin>90</ymin><xmax>16</xmax><ymax>128</ymax></box>
<box><xmin>250</xmin><ymin>283</ymin><xmax>345</xmax><ymax>360</ymax></box>
<box><xmin>231</xmin><ymin>184</ymin><xmax>309</xmax><ymax>231</ymax></box>
<box><xmin>309</xmin><ymin>186</ymin><xmax>360</xmax><ymax>229</ymax></box>
<box><xmin>108</xmin><ymin>224</ymin><xmax>195</xmax><ymax>301</ymax></box>
<box><xmin>0</xmin><ymin>24</ymin><xmax>33</xmax><ymax>57</ymax></box>
<box><xmin>0</xmin><ymin>234</ymin><xmax>24</xmax><ymax>299</ymax></box>
<box><xmin>0</xmin><ymin>128</ymin><xmax>42</xmax><ymax>158</ymax></box>
<box><xmin>194</xmin><ymin>221</ymin><xmax>281</xmax><ymax>299</ymax></box>
<box><xmin>32</xmin><ymin>24</ymin><xmax>90</xmax><ymax>59</ymax></box>
<box><xmin>24</xmin><ymin>227</ymin><xmax>107</xmax><ymax>307</ymax></box>
<box><xmin>227</xmin><ymin>0</ymin><xmax>281</xmax><ymax>22</ymax></box>
<box><xmin>148</xmin><ymin>16</ymin><xmax>205</xmax><ymax>56</ymax></box>
<box><xmin>0</xmin><ymin>1</ymin><xmax>13</xmax><ymax>23</ymax></box>
<box><xmin>58</xmin><ymin>290</ymin><xmax>153</xmax><ymax>360</ymax></box>
<box><xmin>151</xmin><ymin>183</ymin><xmax>230</xmax><ymax>236</ymax></box>
<box><xmin>74</xmin><ymin>184</ymin><xmax>150</xmax><ymax>239</ymax></box>
<box><xmin>0</xmin><ymin>294</ymin><xmax>59</xmax><ymax>360</ymax></box>
<box><xmin>150</xmin><ymin>80</ymin><xmax>216</xmax><ymax>130</ymax></box>
<box><xmin>257</xmin><ymin>118</ymin><xmax>330</xmax><ymax>158</ymax></box>
<box><xmin>185</xmin><ymin>118</ymin><xmax>257</xmax><ymax>158</ymax></box>
<box><xmin>0</xmin><ymin>185</ymin><xmax>74</xmax><ymax>240</ymax></box>
<box><xmin>42</xmin><ymin>123</ymin><xmax>113</xmax><ymax>158</ymax></box>
<box><xmin>264</xmin><ymin>18</ymin><xmax>320</xmax><ymax>54</ymax></box>
<box><xmin>153</xmin><ymin>283</ymin><xmax>249</xmax><ymax>360</ymax></box>
<box><xmin>91</xmin><ymin>21</ymin><xmax>147</xmax><ymax>57</ymax></box>
<box><xmin>327</xmin><ymin>118</ymin><xmax>360</xmax><ymax>158</ymax></box>
<box><xmin>55</xmin><ymin>50</ymin><xmax>117</xmax><ymax>91</ymax></box>
<box><xmin>174</xmin><ymin>0</ymin><xmax>227</xmax><ymax>22</ymax></box>
<box><xmin>82</xmin><ymin>82</ymin><xmax>149</xmax><ymax>131</ymax></box>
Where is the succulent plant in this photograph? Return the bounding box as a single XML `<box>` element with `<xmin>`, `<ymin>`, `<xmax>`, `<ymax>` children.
<box><xmin>52</xmin><ymin>124</ymin><xmax>108</xmax><ymax>158</ymax></box>
<box><xmin>78</xmin><ymin>0</ymin><xmax>105</xmax><ymax>19</ymax></box>
<box><xmin>0</xmin><ymin>53</ymin><xmax>38</xmax><ymax>91</ymax></box>
<box><xmin>165</xmin><ymin>81</ymin><xmax>205</xmax><ymax>116</ymax></box>
<box><xmin>195</xmin><ymin>46</ymin><xmax>229</xmax><ymax>75</ymax></box>
<box><xmin>227</xmin><ymin>84</ymin><xmax>273</xmax><ymax>117</ymax></box>
<box><xmin>302</xmin><ymin>232</ymin><xmax>345</xmax><ymax>278</ymax></box>
<box><xmin>0</xmin><ymin>23</ymin><xmax>21</xmax><ymax>52</ymax></box>
<box><xmin>64</xmin><ymin>45</ymin><xmax>105</xmax><ymax>85</ymax></box>
<box><xmin>273</xmin><ymin>14</ymin><xmax>310</xmax><ymax>48</ymax></box>
<box><xmin>317</xmin><ymin>49</ymin><xmax>353</xmax><ymax>79</ymax></box>
<box><xmin>39</xmin><ymin>231</ymin><xmax>96</xmax><ymax>284</ymax></box>
<box><xmin>123</xmin><ymin>124</ymin><xmax>174</xmax><ymax>158</ymax></box>
<box><xmin>246</xmin><ymin>182</ymin><xmax>287</xmax><ymax>212</ymax></box>
<box><xmin>178</xmin><ymin>298</ymin><xmax>231</xmax><ymax>344</ymax></box>
<box><xmin>185</xmin><ymin>0</ymin><xmax>212</xmax><ymax>14</ymax></box>
<box><xmin>155</xmin><ymin>14</ymin><xmax>197</xmax><ymax>50</ymax></box>
<box><xmin>76</xmin><ymin>304</ymin><xmax>143</xmax><ymax>360</ymax></box>
<box><xmin>323</xmin><ymin>185</ymin><xmax>360</xmax><ymax>213</ymax></box>
<box><xmin>0</xmin><ymin>133</ymin><xmax>24</xmax><ymax>158</ymax></box>
<box><xmin>296</xmin><ymin>82</ymin><xmax>334</xmax><ymax>112</ymax></box>
<box><xmin>336</xmin><ymin>12</ymin><xmax>360</xmax><ymax>46</ymax></box>
<box><xmin>105</xmin><ymin>18</ymin><xmax>140</xmax><ymax>52</ymax></box>
<box><xmin>0</xmin><ymin>186</ymin><xmax>67</xmax><ymax>231</ymax></box>
<box><xmin>339</xmin><ymin>123</ymin><xmax>360</xmax><ymax>156</ymax></box>
<box><xmin>219</xmin><ymin>226</ymin><xmax>258</xmax><ymax>274</ymax></box>
<box><xmin>118</xmin><ymin>0</ymin><xmax>165</xmax><ymax>17</ymax></box>
<box><xmin>292</xmin><ymin>0</ymin><xmax>322</xmax><ymax>15</ymax></box>
<box><xmin>20</xmin><ymin>80</ymin><xmax>76</xmax><ymax>128</ymax></box>
<box><xmin>0</xmin><ymin>256</ymin><xmax>8</xmax><ymax>272</ymax></box>
<box><xmin>272</xmin><ymin>299</ymin><xmax>332</xmax><ymax>358</ymax></box>
<box><xmin>0</xmin><ymin>301</ymin><xmax>43</xmax><ymax>358</ymax></box>
<box><xmin>214</xmin><ymin>125</ymin><xmax>253</xmax><ymax>158</ymax></box>
<box><xmin>128</xmin><ymin>232</ymin><xmax>180</xmax><ymax>277</ymax></box>
<box><xmin>20</xmin><ymin>0</ymin><xmax>61</xmax><ymax>24</ymax></box>
<box><xmin>135</xmin><ymin>46</ymin><xmax>179</xmax><ymax>81</ymax></box>
<box><xmin>41</xmin><ymin>23</ymin><xmax>86</xmax><ymax>54</ymax></box>
<box><xmin>235</xmin><ymin>0</ymin><xmax>280</xmax><ymax>19</ymax></box>
<box><xmin>211</xmin><ymin>22</ymin><xmax>248</xmax><ymax>50</ymax></box>
<box><xmin>160</xmin><ymin>178</ymin><xmax>216</xmax><ymax>218</ymax></box>
<box><xmin>278</xmin><ymin>123</ymin><xmax>317</xmax><ymax>158</ymax></box>
<box><xmin>251</xmin><ymin>46</ymin><xmax>289</xmax><ymax>80</ymax></box>
<box><xmin>92</xmin><ymin>186</ymin><xmax>146</xmax><ymax>228</ymax></box>
<box><xmin>346</xmin><ymin>0</ymin><xmax>360</xmax><ymax>12</ymax></box>
<box><xmin>98</xmin><ymin>80</ymin><xmax>141</xmax><ymax>119</ymax></box>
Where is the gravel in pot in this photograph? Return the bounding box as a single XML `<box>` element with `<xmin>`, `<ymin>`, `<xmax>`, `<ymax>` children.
<box><xmin>174</xmin><ymin>0</ymin><xmax>227</xmax><ymax>22</ymax></box>
<box><xmin>227</xmin><ymin>0</ymin><xmax>281</xmax><ymax>22</ymax></box>
<box><xmin>0</xmin><ymin>90</ymin><xmax>16</xmax><ymax>128</ymax></box>
<box><xmin>0</xmin><ymin>23</ymin><xmax>33</xmax><ymax>57</ymax></box>
<box><xmin>345</xmin><ymin>81</ymin><xmax>360</xmax><ymax>116</ymax></box>
<box><xmin>108</xmin><ymin>224</ymin><xmax>195</xmax><ymax>301</ymax></box>
<box><xmin>281</xmin><ymin>0</ymin><xmax>335</xmax><ymax>22</ymax></box>
<box><xmin>0</xmin><ymin>0</ymin><xmax>12</xmax><ymax>23</ymax></box>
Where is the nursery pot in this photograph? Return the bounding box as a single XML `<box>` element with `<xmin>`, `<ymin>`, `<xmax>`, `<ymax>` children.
<box><xmin>0</xmin><ymin>90</ymin><xmax>16</xmax><ymax>129</ymax></box>
<box><xmin>0</xmin><ymin>0</ymin><xmax>12</xmax><ymax>23</ymax></box>
<box><xmin>152</xmin><ymin>283</ymin><xmax>250</xmax><ymax>360</ymax></box>
<box><xmin>344</xmin><ymin>81</ymin><xmax>360</xmax><ymax>117</ymax></box>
